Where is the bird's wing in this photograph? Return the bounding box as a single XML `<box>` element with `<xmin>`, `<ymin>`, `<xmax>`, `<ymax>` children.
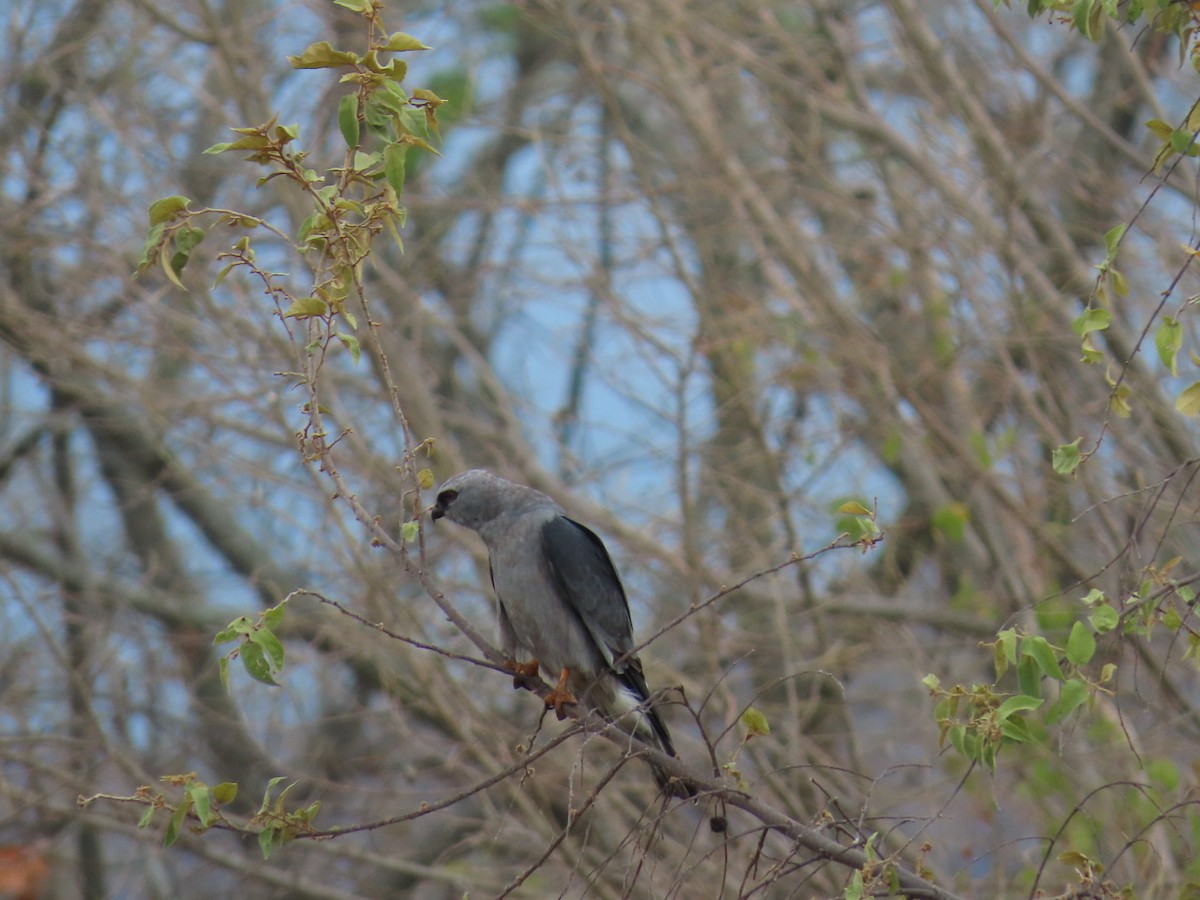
<box><xmin>540</xmin><ymin>514</ymin><xmax>636</xmax><ymax>669</ymax></box>
<box><xmin>541</xmin><ymin>514</ymin><xmax>679</xmax><ymax>757</ymax></box>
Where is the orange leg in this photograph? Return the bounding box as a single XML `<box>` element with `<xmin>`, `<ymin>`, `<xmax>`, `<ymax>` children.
<box><xmin>504</xmin><ymin>658</ymin><xmax>541</xmax><ymax>690</ymax></box>
<box><xmin>544</xmin><ymin>667</ymin><xmax>576</xmax><ymax>720</ymax></box>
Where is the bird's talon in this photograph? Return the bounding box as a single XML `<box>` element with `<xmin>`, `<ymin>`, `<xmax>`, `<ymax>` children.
<box><xmin>544</xmin><ymin>667</ymin><xmax>576</xmax><ymax>719</ymax></box>
<box><xmin>544</xmin><ymin>688</ymin><xmax>576</xmax><ymax>720</ymax></box>
<box><xmin>505</xmin><ymin>657</ymin><xmax>541</xmax><ymax>691</ymax></box>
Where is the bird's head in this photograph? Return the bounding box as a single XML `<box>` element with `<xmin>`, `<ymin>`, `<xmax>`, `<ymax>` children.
<box><xmin>431</xmin><ymin>469</ymin><xmax>507</xmax><ymax>529</ymax></box>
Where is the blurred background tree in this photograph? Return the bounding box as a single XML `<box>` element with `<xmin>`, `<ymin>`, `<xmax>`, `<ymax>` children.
<box><xmin>2</xmin><ymin>0</ymin><xmax>1200</xmax><ymax>896</ymax></box>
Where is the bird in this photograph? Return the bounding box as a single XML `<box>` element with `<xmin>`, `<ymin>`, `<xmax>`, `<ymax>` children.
<box><xmin>431</xmin><ymin>469</ymin><xmax>694</xmax><ymax>798</ymax></box>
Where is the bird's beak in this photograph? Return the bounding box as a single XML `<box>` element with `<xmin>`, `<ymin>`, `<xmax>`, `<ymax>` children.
<box><xmin>430</xmin><ymin>505</ymin><xmax>445</xmax><ymax>521</ymax></box>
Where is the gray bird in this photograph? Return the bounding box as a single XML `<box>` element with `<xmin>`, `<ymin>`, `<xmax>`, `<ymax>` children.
<box><xmin>431</xmin><ymin>469</ymin><xmax>693</xmax><ymax>798</ymax></box>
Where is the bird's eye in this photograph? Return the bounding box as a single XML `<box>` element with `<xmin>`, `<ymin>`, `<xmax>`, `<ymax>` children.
<box><xmin>438</xmin><ymin>489</ymin><xmax>458</xmax><ymax>504</ymax></box>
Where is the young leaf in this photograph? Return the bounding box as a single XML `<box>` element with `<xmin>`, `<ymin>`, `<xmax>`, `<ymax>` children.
<box><xmin>287</xmin><ymin>41</ymin><xmax>359</xmax><ymax>69</ymax></box>
<box><xmin>1102</xmin><ymin>223</ymin><xmax>1126</xmax><ymax>259</ymax></box>
<box><xmin>1045</xmin><ymin>677</ymin><xmax>1089</xmax><ymax>724</ymax></box>
<box><xmin>1072</xmin><ymin>307</ymin><xmax>1110</xmax><ymax>337</ymax></box>
<box><xmin>148</xmin><ymin>195</ymin><xmax>192</xmax><ymax>226</ymax></box>
<box><xmin>241</xmin><ymin>641</ymin><xmax>278</xmax><ymax>686</ymax></box>
<box><xmin>186</xmin><ymin>782</ymin><xmax>212</xmax><ymax>827</ymax></box>
<box><xmin>248</xmin><ymin>627</ymin><xmax>285</xmax><ymax>673</ymax></box>
<box><xmin>174</xmin><ymin>226</ymin><xmax>205</xmax><ymax>254</ymax></box>
<box><xmin>1175</xmin><ymin>382</ymin><xmax>1200</xmax><ymax>416</ymax></box>
<box><xmin>1021</xmin><ymin>635</ymin><xmax>1064</xmax><ymax>681</ymax></box>
<box><xmin>741</xmin><ymin>706</ymin><xmax>770</xmax><ymax>737</ymax></box>
<box><xmin>385</xmin><ymin>32</ymin><xmax>432</xmax><ymax>52</ymax></box>
<box><xmin>164</xmin><ymin>799</ymin><xmax>190</xmax><ymax>848</ymax></box>
<box><xmin>1090</xmin><ymin>603</ymin><xmax>1119</xmax><ymax>633</ymax></box>
<box><xmin>401</xmin><ymin>521</ymin><xmax>419</xmax><ymax>542</ymax></box>
<box><xmin>337</xmin><ymin>93</ymin><xmax>359</xmax><ymax>149</ymax></box>
<box><xmin>263</xmin><ymin>601</ymin><xmax>287</xmax><ymax>630</ymax></box>
<box><xmin>1052</xmin><ymin>439</ymin><xmax>1083</xmax><ymax>475</ymax></box>
<box><xmin>1017</xmin><ymin>654</ymin><xmax>1042</xmax><ymax>699</ymax></box>
<box><xmin>1156</xmin><ymin>316</ymin><xmax>1182</xmax><ymax>375</ymax></box>
<box><xmin>337</xmin><ymin>332</ymin><xmax>362</xmax><ymax>363</ymax></box>
<box><xmin>383</xmin><ymin>142</ymin><xmax>408</xmax><ymax>195</ymax></box>
<box><xmin>283</xmin><ymin>297</ymin><xmax>329</xmax><ymax>319</ymax></box>
<box><xmin>258</xmin><ymin>825</ymin><xmax>278</xmax><ymax>860</ymax></box>
<box><xmin>212</xmin><ymin>782</ymin><xmax>239</xmax><ymax>805</ymax></box>
<box><xmin>996</xmin><ymin>694</ymin><xmax>1043</xmax><ymax>720</ymax></box>
<box><xmin>1065</xmin><ymin>621</ymin><xmax>1096</xmax><ymax>666</ymax></box>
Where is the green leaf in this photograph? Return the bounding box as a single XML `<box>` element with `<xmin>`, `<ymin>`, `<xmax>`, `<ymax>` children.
<box><xmin>283</xmin><ymin>297</ymin><xmax>329</xmax><ymax>319</ymax></box>
<box><xmin>741</xmin><ymin>706</ymin><xmax>770</xmax><ymax>737</ymax></box>
<box><xmin>148</xmin><ymin>195</ymin><xmax>192</xmax><ymax>226</ymax></box>
<box><xmin>337</xmin><ymin>332</ymin><xmax>362</xmax><ymax>363</ymax></box>
<box><xmin>1000</xmin><ymin>714</ymin><xmax>1032</xmax><ymax>743</ymax></box>
<box><xmin>1147</xmin><ymin>758</ymin><xmax>1180</xmax><ymax>791</ymax></box>
<box><xmin>1146</xmin><ymin>119</ymin><xmax>1175</xmax><ymax>141</ymax></box>
<box><xmin>384</xmin><ymin>31</ymin><xmax>432</xmax><ymax>52</ymax></box>
<box><xmin>1071</xmin><ymin>0</ymin><xmax>1102</xmax><ymax>40</ymax></box>
<box><xmin>258</xmin><ymin>825</ymin><xmax>278</xmax><ymax>860</ymax></box>
<box><xmin>1103</xmin><ymin>223</ymin><xmax>1126</xmax><ymax>259</ymax></box>
<box><xmin>203</xmin><ymin>142</ymin><xmax>233</xmax><ymax>155</ymax></box>
<box><xmin>263</xmin><ymin>601</ymin><xmax>287</xmax><ymax>630</ymax></box>
<box><xmin>921</xmin><ymin>673</ymin><xmax>941</xmax><ymax>692</ymax></box>
<box><xmin>186</xmin><ymin>782</ymin><xmax>212</xmax><ymax>827</ymax></box>
<box><xmin>1052</xmin><ymin>439</ymin><xmax>1083</xmax><ymax>475</ymax></box>
<box><xmin>164</xmin><ymin>799</ymin><xmax>189</xmax><ymax>848</ymax></box>
<box><xmin>1072</xmin><ymin>307</ymin><xmax>1110</xmax><ymax>337</ymax></box>
<box><xmin>845</xmin><ymin>869</ymin><xmax>864</xmax><ymax>900</ymax></box>
<box><xmin>1090</xmin><ymin>603</ymin><xmax>1119</xmax><ymax>633</ymax></box>
<box><xmin>947</xmin><ymin>724</ymin><xmax>966</xmax><ymax>757</ymax></box>
<box><xmin>160</xmin><ymin>244</ymin><xmax>186</xmax><ymax>290</ymax></box>
<box><xmin>248</xmin><ymin>627</ymin><xmax>285</xmax><ymax>673</ymax></box>
<box><xmin>337</xmin><ymin>93</ymin><xmax>360</xmax><ymax>149</ymax></box>
<box><xmin>401</xmin><ymin>521</ymin><xmax>419</xmax><ymax>542</ymax></box>
<box><xmin>1045</xmin><ymin>677</ymin><xmax>1089</xmax><ymax>724</ymax></box>
<box><xmin>1156</xmin><ymin>317</ymin><xmax>1182</xmax><ymax>375</ymax></box>
<box><xmin>259</xmin><ymin>775</ymin><xmax>288</xmax><ymax>814</ymax></box>
<box><xmin>836</xmin><ymin>500</ymin><xmax>872</xmax><ymax>516</ymax></box>
<box><xmin>1176</xmin><ymin>382</ymin><xmax>1200</xmax><ymax>416</ymax></box>
<box><xmin>1108</xmin><ymin>266</ymin><xmax>1128</xmax><ymax>297</ymax></box>
<box><xmin>215</xmin><ymin>615</ymin><xmax>254</xmax><ymax>642</ymax></box>
<box><xmin>1017</xmin><ymin>654</ymin><xmax>1042</xmax><ymax>699</ymax></box>
<box><xmin>333</xmin><ymin>0</ymin><xmax>372</xmax><ymax>10</ymax></box>
<box><xmin>994</xmin><ymin>630</ymin><xmax>1019</xmax><ymax>679</ymax></box>
<box><xmin>1171</xmin><ymin>129</ymin><xmax>1196</xmax><ymax>155</ymax></box>
<box><xmin>1065</xmin><ymin>621</ymin><xmax>1097</xmax><ymax>666</ymax></box>
<box><xmin>174</xmin><ymin>226</ymin><xmax>205</xmax><ymax>255</ymax></box>
<box><xmin>240</xmin><ymin>642</ymin><xmax>278</xmax><ymax>686</ymax></box>
<box><xmin>138</xmin><ymin>805</ymin><xmax>156</xmax><ymax>830</ymax></box>
<box><xmin>212</xmin><ymin>782</ymin><xmax>238</xmax><ymax>805</ymax></box>
<box><xmin>218</xmin><ymin>656</ymin><xmax>230</xmax><ymax>692</ymax></box>
<box><xmin>1022</xmin><ymin>635</ymin><xmax>1064</xmax><ymax>681</ymax></box>
<box><xmin>996</xmin><ymin>694</ymin><xmax>1043</xmax><ymax>719</ymax></box>
<box><xmin>931</xmin><ymin>502</ymin><xmax>969</xmax><ymax>542</ymax></box>
<box><xmin>287</xmin><ymin>41</ymin><xmax>359</xmax><ymax>69</ymax></box>
<box><xmin>383</xmin><ymin>142</ymin><xmax>408</xmax><ymax>195</ymax></box>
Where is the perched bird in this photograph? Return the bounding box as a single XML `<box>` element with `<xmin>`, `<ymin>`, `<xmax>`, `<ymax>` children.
<box><xmin>431</xmin><ymin>469</ymin><xmax>693</xmax><ymax>798</ymax></box>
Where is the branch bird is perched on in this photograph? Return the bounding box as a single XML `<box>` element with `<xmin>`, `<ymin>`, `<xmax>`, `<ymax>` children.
<box><xmin>431</xmin><ymin>469</ymin><xmax>694</xmax><ymax>799</ymax></box>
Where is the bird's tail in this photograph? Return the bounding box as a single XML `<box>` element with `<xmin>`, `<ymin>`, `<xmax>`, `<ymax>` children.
<box><xmin>611</xmin><ymin>676</ymin><xmax>697</xmax><ymax>800</ymax></box>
